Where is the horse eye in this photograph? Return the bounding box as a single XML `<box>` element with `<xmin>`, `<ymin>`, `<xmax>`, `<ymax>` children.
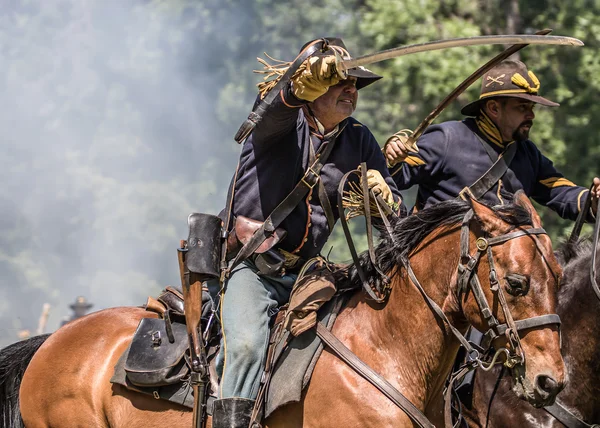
<box><xmin>505</xmin><ymin>274</ymin><xmax>530</xmax><ymax>296</ymax></box>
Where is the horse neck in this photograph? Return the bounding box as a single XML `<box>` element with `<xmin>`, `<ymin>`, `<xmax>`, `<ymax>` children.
<box><xmin>556</xmin><ymin>251</ymin><xmax>600</xmax><ymax>417</ymax></box>
<box><xmin>371</xmin><ymin>225</ymin><xmax>465</xmax><ymax>410</ymax></box>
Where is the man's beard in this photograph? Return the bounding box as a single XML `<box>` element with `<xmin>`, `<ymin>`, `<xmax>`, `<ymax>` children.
<box><xmin>512</xmin><ymin>120</ymin><xmax>533</xmax><ymax>141</ymax></box>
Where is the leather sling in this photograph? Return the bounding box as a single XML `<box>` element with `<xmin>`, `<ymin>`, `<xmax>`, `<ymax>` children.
<box><xmin>569</xmin><ymin>183</ymin><xmax>593</xmax><ymax>244</ymax></box>
<box><xmin>465</xmin><ymin>133</ymin><xmax>517</xmax><ymax>200</ymax></box>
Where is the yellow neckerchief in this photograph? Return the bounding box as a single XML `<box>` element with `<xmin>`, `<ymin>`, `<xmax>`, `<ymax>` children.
<box><xmin>475</xmin><ymin>109</ymin><xmax>514</xmax><ymax>149</ymax></box>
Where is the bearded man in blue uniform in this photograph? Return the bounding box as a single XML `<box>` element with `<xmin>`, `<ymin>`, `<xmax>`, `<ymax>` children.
<box><xmin>384</xmin><ymin>58</ymin><xmax>600</xmax><ymax>406</ymax></box>
<box><xmin>210</xmin><ymin>38</ymin><xmax>404</xmax><ymax>428</ymax></box>
<box><xmin>385</xmin><ymin>59</ymin><xmax>600</xmax><ymax>217</ymax></box>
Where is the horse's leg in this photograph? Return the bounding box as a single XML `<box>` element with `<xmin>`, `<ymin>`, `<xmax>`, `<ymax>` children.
<box><xmin>263</xmin><ymin>400</ymin><xmax>304</xmax><ymax>428</ymax></box>
<box><xmin>305</xmin><ymin>350</ymin><xmax>416</xmax><ymax>427</ymax></box>
<box><xmin>20</xmin><ymin>307</ymin><xmax>193</xmax><ymax>428</ymax></box>
<box><xmin>266</xmin><ymin>353</ymin><xmax>415</xmax><ymax>427</ymax></box>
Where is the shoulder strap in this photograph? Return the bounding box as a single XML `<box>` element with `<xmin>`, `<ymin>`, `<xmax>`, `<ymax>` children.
<box><xmin>464</xmin><ymin>134</ymin><xmax>517</xmax><ymax>200</ymax></box>
<box><xmin>227</xmin><ymin>126</ymin><xmax>343</xmax><ymax>272</ymax></box>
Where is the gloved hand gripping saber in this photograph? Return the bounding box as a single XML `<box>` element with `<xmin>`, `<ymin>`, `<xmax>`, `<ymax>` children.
<box><xmin>179</xmin><ymin>213</ymin><xmax>224</xmax><ymax>428</ymax></box>
<box><xmin>234</xmin><ymin>39</ymin><xmax>329</xmax><ymax>143</ymax></box>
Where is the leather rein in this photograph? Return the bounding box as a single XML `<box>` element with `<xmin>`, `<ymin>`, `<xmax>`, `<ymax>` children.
<box><xmin>316</xmin><ymin>169</ymin><xmax>562</xmax><ymax>427</ymax></box>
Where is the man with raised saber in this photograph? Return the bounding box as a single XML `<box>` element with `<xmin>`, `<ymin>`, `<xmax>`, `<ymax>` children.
<box><xmin>182</xmin><ymin>32</ymin><xmax>583</xmax><ymax>428</ymax></box>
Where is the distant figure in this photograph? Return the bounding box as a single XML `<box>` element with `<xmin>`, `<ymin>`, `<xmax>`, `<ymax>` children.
<box><xmin>61</xmin><ymin>296</ymin><xmax>93</xmax><ymax>327</ymax></box>
<box><xmin>17</xmin><ymin>330</ymin><xmax>31</xmax><ymax>340</ymax></box>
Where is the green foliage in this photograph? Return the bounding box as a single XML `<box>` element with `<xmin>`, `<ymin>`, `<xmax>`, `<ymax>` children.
<box><xmin>2</xmin><ymin>0</ymin><xmax>600</xmax><ymax>346</ymax></box>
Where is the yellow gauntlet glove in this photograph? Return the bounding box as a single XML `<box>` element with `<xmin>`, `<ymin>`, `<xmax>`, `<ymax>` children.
<box><xmin>366</xmin><ymin>169</ymin><xmax>395</xmax><ymax>207</ymax></box>
<box><xmin>292</xmin><ymin>55</ymin><xmax>342</xmax><ymax>102</ymax></box>
<box><xmin>383</xmin><ymin>130</ymin><xmax>418</xmax><ymax>167</ymax></box>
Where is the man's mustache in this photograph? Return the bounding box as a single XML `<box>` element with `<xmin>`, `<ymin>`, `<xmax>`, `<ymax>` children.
<box><xmin>520</xmin><ymin>120</ymin><xmax>533</xmax><ymax>127</ymax></box>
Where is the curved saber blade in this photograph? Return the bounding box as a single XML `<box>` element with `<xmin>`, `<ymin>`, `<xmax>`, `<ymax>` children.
<box><xmin>341</xmin><ymin>34</ymin><xmax>583</xmax><ymax>71</ymax></box>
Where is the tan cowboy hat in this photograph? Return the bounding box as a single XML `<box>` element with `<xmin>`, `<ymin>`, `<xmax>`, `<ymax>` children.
<box><xmin>461</xmin><ymin>59</ymin><xmax>559</xmax><ymax>116</ymax></box>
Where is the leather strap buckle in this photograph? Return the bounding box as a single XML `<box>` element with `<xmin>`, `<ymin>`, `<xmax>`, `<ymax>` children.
<box><xmin>301</xmin><ymin>166</ymin><xmax>320</xmax><ymax>189</ymax></box>
<box><xmin>458</xmin><ymin>186</ymin><xmax>475</xmax><ymax>201</ymax></box>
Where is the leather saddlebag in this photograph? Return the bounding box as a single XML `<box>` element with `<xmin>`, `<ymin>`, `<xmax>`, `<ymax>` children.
<box><xmin>124</xmin><ymin>318</ymin><xmax>190</xmax><ymax>387</ymax></box>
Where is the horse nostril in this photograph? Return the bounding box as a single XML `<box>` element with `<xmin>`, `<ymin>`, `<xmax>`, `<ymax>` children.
<box><xmin>535</xmin><ymin>374</ymin><xmax>562</xmax><ymax>396</ymax></box>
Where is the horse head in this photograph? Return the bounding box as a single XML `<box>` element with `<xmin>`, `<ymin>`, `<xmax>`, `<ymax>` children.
<box><xmin>461</xmin><ymin>190</ymin><xmax>565</xmax><ymax>407</ymax></box>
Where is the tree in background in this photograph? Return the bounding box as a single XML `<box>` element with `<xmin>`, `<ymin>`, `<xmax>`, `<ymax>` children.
<box><xmin>1</xmin><ymin>0</ymin><xmax>598</xmax><ymax>346</ymax></box>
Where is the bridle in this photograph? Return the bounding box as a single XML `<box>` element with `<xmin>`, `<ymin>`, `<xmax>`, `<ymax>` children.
<box><xmin>398</xmin><ymin>208</ymin><xmax>562</xmax><ymax>427</ymax></box>
<box><xmin>328</xmin><ymin>169</ymin><xmax>563</xmax><ymax>427</ymax></box>
<box><xmin>453</xmin><ymin>209</ymin><xmax>562</xmax><ymax>368</ymax></box>
<box><xmin>394</xmin><ymin>207</ymin><xmax>563</xmax><ymax>372</ymax></box>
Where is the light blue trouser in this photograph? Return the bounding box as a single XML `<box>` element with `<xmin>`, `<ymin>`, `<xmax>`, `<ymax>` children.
<box><xmin>207</xmin><ymin>260</ymin><xmax>297</xmax><ymax>400</ymax></box>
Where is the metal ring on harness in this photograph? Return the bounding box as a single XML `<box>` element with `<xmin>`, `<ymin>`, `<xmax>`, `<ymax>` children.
<box><xmin>476</xmin><ymin>237</ymin><xmax>489</xmax><ymax>251</ymax></box>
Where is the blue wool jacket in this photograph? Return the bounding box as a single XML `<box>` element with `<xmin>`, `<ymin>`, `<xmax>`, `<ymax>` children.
<box><xmin>230</xmin><ymin>84</ymin><xmax>404</xmax><ymax>260</ymax></box>
<box><xmin>391</xmin><ymin>118</ymin><xmax>589</xmax><ymax>220</ymax></box>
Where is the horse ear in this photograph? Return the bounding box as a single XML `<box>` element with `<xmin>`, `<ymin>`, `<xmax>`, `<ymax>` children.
<box><xmin>513</xmin><ymin>190</ymin><xmax>543</xmax><ymax>228</ymax></box>
<box><xmin>464</xmin><ymin>193</ymin><xmax>508</xmax><ymax>234</ymax></box>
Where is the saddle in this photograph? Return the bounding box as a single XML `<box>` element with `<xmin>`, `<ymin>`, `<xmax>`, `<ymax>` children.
<box><xmin>110</xmin><ymin>286</ymin><xmax>218</xmax><ymax>405</ymax></box>
<box><xmin>110</xmin><ymin>260</ymin><xmax>352</xmax><ymax>416</ymax></box>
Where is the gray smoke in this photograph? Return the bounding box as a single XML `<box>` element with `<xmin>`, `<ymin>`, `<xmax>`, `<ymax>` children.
<box><xmin>0</xmin><ymin>0</ymin><xmax>253</xmax><ymax>344</ymax></box>
<box><xmin>0</xmin><ymin>0</ymin><xmax>391</xmax><ymax>346</ymax></box>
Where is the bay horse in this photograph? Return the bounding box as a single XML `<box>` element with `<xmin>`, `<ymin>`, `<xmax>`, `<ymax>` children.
<box><xmin>464</xmin><ymin>236</ymin><xmax>600</xmax><ymax>428</ymax></box>
<box><xmin>1</xmin><ymin>194</ymin><xmax>564</xmax><ymax>427</ymax></box>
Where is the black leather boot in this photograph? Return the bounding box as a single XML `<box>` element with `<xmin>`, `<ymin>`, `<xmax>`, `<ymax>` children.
<box><xmin>212</xmin><ymin>398</ymin><xmax>256</xmax><ymax>428</ymax></box>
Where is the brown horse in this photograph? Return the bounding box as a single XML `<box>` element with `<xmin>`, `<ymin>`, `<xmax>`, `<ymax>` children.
<box><xmin>2</xmin><ymin>195</ymin><xmax>564</xmax><ymax>427</ymax></box>
<box><xmin>464</xmin><ymin>236</ymin><xmax>600</xmax><ymax>428</ymax></box>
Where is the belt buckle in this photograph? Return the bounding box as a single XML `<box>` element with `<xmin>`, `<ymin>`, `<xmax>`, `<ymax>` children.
<box><xmin>458</xmin><ymin>187</ymin><xmax>475</xmax><ymax>201</ymax></box>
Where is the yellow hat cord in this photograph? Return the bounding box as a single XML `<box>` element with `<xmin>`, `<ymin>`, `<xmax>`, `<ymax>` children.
<box><xmin>511</xmin><ymin>70</ymin><xmax>541</xmax><ymax>94</ymax></box>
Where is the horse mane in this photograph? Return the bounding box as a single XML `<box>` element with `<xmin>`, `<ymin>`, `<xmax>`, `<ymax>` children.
<box><xmin>341</xmin><ymin>199</ymin><xmax>533</xmax><ymax>290</ymax></box>
<box><xmin>554</xmin><ymin>236</ymin><xmax>594</xmax><ymax>304</ymax></box>
<box><xmin>554</xmin><ymin>236</ymin><xmax>592</xmax><ymax>266</ymax></box>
